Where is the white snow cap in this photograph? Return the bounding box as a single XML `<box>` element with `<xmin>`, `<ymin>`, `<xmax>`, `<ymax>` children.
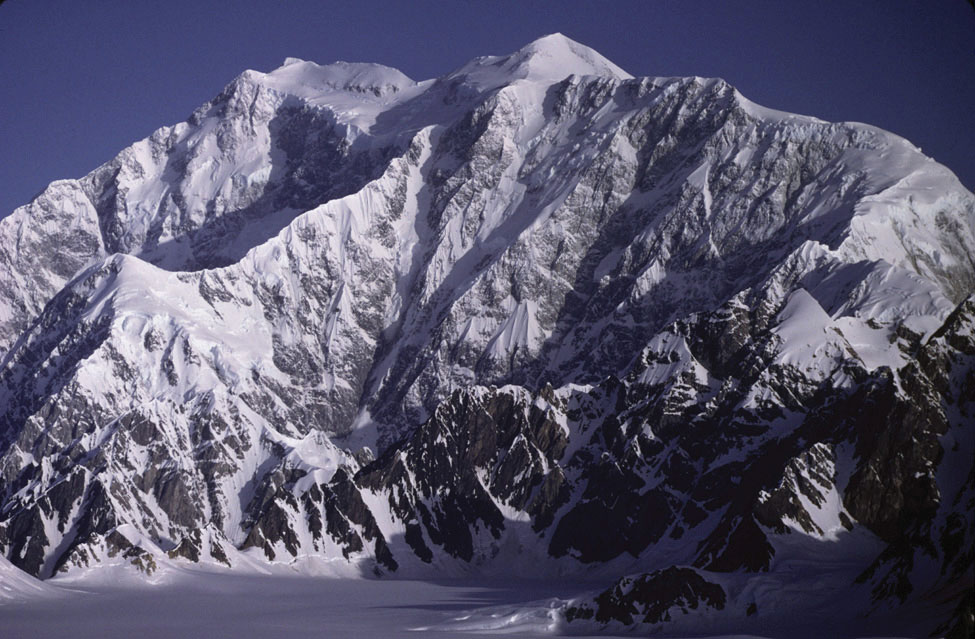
<box><xmin>512</xmin><ymin>32</ymin><xmax>633</xmax><ymax>80</ymax></box>
<box><xmin>452</xmin><ymin>33</ymin><xmax>633</xmax><ymax>89</ymax></box>
<box><xmin>261</xmin><ymin>34</ymin><xmax>630</xmax><ymax>105</ymax></box>
<box><xmin>263</xmin><ymin>58</ymin><xmax>417</xmax><ymax>97</ymax></box>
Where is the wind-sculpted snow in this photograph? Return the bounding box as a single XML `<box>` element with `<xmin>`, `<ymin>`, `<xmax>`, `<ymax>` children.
<box><xmin>0</xmin><ymin>34</ymin><xmax>972</xmax><ymax>637</ymax></box>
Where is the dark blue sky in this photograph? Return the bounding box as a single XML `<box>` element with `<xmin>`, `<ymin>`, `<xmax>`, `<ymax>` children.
<box><xmin>1</xmin><ymin>1</ymin><xmax>972</xmax><ymax>217</ymax></box>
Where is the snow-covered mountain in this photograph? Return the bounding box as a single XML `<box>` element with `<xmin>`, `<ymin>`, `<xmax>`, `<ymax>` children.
<box><xmin>0</xmin><ymin>34</ymin><xmax>972</xmax><ymax>636</ymax></box>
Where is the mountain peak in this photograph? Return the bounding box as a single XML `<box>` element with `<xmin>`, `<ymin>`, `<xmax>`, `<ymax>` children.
<box><xmin>1</xmin><ymin>35</ymin><xmax>972</xmax><ymax>639</ymax></box>
<box><xmin>520</xmin><ymin>32</ymin><xmax>585</xmax><ymax>53</ymax></box>
<box><xmin>261</xmin><ymin>58</ymin><xmax>417</xmax><ymax>99</ymax></box>
<box><xmin>450</xmin><ymin>33</ymin><xmax>632</xmax><ymax>90</ymax></box>
<box><xmin>514</xmin><ymin>33</ymin><xmax>632</xmax><ymax>80</ymax></box>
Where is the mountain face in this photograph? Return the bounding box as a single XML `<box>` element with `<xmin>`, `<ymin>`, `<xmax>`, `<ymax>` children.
<box><xmin>0</xmin><ymin>34</ymin><xmax>972</xmax><ymax>635</ymax></box>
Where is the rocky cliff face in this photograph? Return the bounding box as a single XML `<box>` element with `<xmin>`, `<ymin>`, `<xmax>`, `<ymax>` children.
<box><xmin>0</xmin><ymin>34</ymin><xmax>971</xmax><ymax>635</ymax></box>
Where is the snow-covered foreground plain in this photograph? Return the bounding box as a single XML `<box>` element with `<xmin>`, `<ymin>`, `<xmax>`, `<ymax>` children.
<box><xmin>2</xmin><ymin>569</ymin><xmax>588</xmax><ymax>639</ymax></box>
<box><xmin>0</xmin><ymin>565</ymin><xmax>934</xmax><ymax>639</ymax></box>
